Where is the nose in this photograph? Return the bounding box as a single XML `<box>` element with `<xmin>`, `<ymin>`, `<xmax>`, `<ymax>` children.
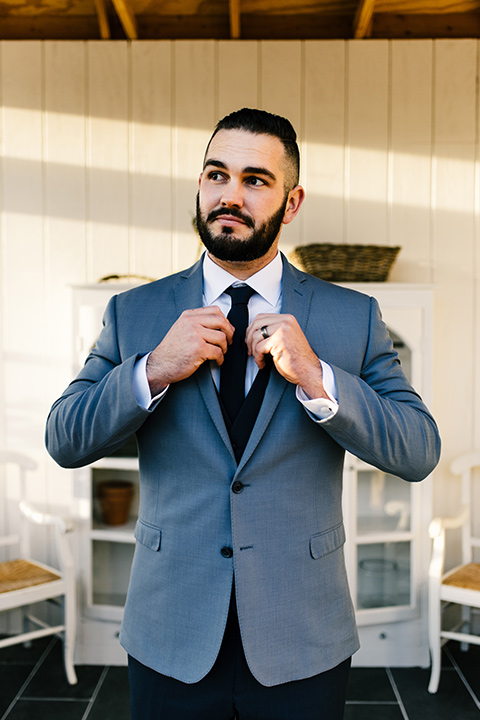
<box><xmin>220</xmin><ymin>179</ymin><xmax>244</xmax><ymax>208</ymax></box>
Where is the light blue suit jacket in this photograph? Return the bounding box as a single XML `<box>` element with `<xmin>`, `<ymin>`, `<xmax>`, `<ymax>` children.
<box><xmin>46</xmin><ymin>255</ymin><xmax>440</xmax><ymax>686</ymax></box>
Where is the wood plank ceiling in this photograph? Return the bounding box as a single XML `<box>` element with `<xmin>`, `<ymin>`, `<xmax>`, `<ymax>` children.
<box><xmin>1</xmin><ymin>1</ymin><xmax>480</xmax><ymax>41</ymax></box>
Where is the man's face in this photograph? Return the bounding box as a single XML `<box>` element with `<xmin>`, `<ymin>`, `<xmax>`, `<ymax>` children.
<box><xmin>196</xmin><ymin>129</ymin><xmax>293</xmax><ymax>264</ymax></box>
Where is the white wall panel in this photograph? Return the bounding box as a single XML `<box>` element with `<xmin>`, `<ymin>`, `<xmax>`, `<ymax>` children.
<box><xmin>217</xmin><ymin>41</ymin><xmax>259</xmax><ymax>119</ymax></box>
<box><xmin>43</xmin><ymin>41</ymin><xmax>87</xmax><ymax>511</ymax></box>
<box><xmin>431</xmin><ymin>40</ymin><xmax>478</xmax><ymax>516</ymax></box>
<box><xmin>131</xmin><ymin>41</ymin><xmax>173</xmax><ymax>280</ymax></box>
<box><xmin>304</xmin><ymin>41</ymin><xmax>346</xmax><ymax>246</ymax></box>
<box><xmin>44</xmin><ymin>42</ymin><xmax>87</xmax><ymax>388</ymax></box>
<box><xmin>432</xmin><ymin>143</ymin><xmax>476</xmax><ymax>519</ymax></box>
<box><xmin>391</xmin><ymin>41</ymin><xmax>433</xmax><ymax>146</ymax></box>
<box><xmin>87</xmin><ymin>42</ymin><xmax>130</xmax><ymax>282</ymax></box>
<box><xmin>173</xmin><ymin>41</ymin><xmax>216</xmax><ymax>272</ymax></box>
<box><xmin>1</xmin><ymin>42</ymin><xmax>46</xmax><ymax>464</ymax></box>
<box><xmin>434</xmin><ymin>40</ymin><xmax>477</xmax><ymax>144</ymax></box>
<box><xmin>346</xmin><ymin>41</ymin><xmax>389</xmax><ymax>246</ymax></box>
<box><xmin>389</xmin><ymin>41</ymin><xmax>433</xmax><ymax>283</ymax></box>
<box><xmin>475</xmin><ymin>44</ymin><xmax>480</xmax><ymax>452</ymax></box>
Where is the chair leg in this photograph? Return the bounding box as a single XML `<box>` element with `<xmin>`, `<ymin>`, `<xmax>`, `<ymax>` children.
<box><xmin>64</xmin><ymin>640</ymin><xmax>77</xmax><ymax>686</ymax></box>
<box><xmin>22</xmin><ymin>607</ymin><xmax>32</xmax><ymax>648</ymax></box>
<box><xmin>63</xmin><ymin>587</ymin><xmax>77</xmax><ymax>685</ymax></box>
<box><xmin>460</xmin><ymin>606</ymin><xmax>471</xmax><ymax>652</ymax></box>
<box><xmin>428</xmin><ymin>584</ymin><xmax>441</xmax><ymax>694</ymax></box>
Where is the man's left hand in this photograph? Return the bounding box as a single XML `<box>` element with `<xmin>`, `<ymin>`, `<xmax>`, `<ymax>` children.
<box><xmin>245</xmin><ymin>313</ymin><xmax>329</xmax><ymax>400</ymax></box>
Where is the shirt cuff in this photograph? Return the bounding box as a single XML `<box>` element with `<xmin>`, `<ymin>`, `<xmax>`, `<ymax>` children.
<box><xmin>132</xmin><ymin>353</ymin><xmax>169</xmax><ymax>410</ymax></box>
<box><xmin>296</xmin><ymin>360</ymin><xmax>339</xmax><ymax>422</ymax></box>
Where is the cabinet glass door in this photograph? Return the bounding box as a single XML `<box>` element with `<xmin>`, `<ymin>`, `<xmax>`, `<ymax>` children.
<box><xmin>357</xmin><ymin>470</ymin><xmax>412</xmax><ymax>536</ymax></box>
<box><xmin>355</xmin><ymin>466</ymin><xmax>414</xmax><ymax>611</ymax></box>
<box><xmin>352</xmin><ymin>464</ymin><xmax>417</xmax><ymax>623</ymax></box>
<box><xmin>346</xmin><ymin>325</ymin><xmax>419</xmax><ymax>625</ymax></box>
<box><xmin>92</xmin><ymin>540</ymin><xmax>135</xmax><ymax>608</ymax></box>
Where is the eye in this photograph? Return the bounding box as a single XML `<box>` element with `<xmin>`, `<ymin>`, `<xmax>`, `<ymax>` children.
<box><xmin>245</xmin><ymin>176</ymin><xmax>266</xmax><ymax>187</ymax></box>
<box><xmin>208</xmin><ymin>171</ymin><xmax>227</xmax><ymax>182</ymax></box>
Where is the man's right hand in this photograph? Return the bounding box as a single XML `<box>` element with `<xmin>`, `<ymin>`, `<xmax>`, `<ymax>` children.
<box><xmin>146</xmin><ymin>306</ymin><xmax>234</xmax><ymax>396</ymax></box>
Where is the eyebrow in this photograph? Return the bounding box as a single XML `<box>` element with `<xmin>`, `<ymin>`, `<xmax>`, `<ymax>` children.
<box><xmin>203</xmin><ymin>158</ymin><xmax>277</xmax><ymax>182</ymax></box>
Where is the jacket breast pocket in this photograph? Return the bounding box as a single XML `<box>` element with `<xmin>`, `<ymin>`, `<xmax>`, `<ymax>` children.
<box><xmin>309</xmin><ymin>522</ymin><xmax>345</xmax><ymax>559</ymax></box>
<box><xmin>134</xmin><ymin>519</ymin><xmax>162</xmax><ymax>551</ymax></box>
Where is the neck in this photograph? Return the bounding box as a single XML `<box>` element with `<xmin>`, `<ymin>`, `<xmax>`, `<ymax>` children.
<box><xmin>207</xmin><ymin>245</ymin><xmax>279</xmax><ymax>280</ymax></box>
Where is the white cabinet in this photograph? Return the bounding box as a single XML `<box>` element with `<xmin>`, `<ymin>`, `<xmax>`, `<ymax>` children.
<box><xmin>72</xmin><ymin>284</ymin><xmax>141</xmax><ymax>665</ymax></box>
<box><xmin>71</xmin><ymin>282</ymin><xmax>435</xmax><ymax>667</ymax></box>
<box><xmin>342</xmin><ymin>283</ymin><xmax>434</xmax><ymax>668</ymax></box>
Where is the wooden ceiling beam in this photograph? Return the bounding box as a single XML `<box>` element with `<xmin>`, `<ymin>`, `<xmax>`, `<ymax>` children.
<box><xmin>111</xmin><ymin>0</ymin><xmax>138</xmax><ymax>39</ymax></box>
<box><xmin>94</xmin><ymin>0</ymin><xmax>111</xmax><ymax>39</ymax></box>
<box><xmin>353</xmin><ymin>0</ymin><xmax>376</xmax><ymax>38</ymax></box>
<box><xmin>229</xmin><ymin>0</ymin><xmax>241</xmax><ymax>39</ymax></box>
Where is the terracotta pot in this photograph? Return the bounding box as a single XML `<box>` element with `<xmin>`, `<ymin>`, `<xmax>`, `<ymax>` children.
<box><xmin>98</xmin><ymin>480</ymin><xmax>134</xmax><ymax>526</ymax></box>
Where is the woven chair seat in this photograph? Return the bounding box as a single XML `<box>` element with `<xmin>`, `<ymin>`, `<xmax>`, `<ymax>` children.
<box><xmin>443</xmin><ymin>563</ymin><xmax>480</xmax><ymax>591</ymax></box>
<box><xmin>0</xmin><ymin>559</ymin><xmax>60</xmax><ymax>594</ymax></box>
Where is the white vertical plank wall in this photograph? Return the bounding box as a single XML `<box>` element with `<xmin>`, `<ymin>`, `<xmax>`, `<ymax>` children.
<box><xmin>130</xmin><ymin>41</ymin><xmax>173</xmax><ymax>280</ymax></box>
<box><xmin>87</xmin><ymin>42</ymin><xmax>130</xmax><ymax>282</ymax></box>
<box><xmin>476</xmin><ymin>46</ymin><xmax>480</xmax><ymax>456</ymax></box>
<box><xmin>217</xmin><ymin>40</ymin><xmax>259</xmax><ymax>119</ymax></box>
<box><xmin>432</xmin><ymin>41</ymin><xmax>477</xmax><ymax>523</ymax></box>
<box><xmin>44</xmin><ymin>42</ymin><xmax>88</xmax><ymax>511</ymax></box>
<box><xmin>346</xmin><ymin>41</ymin><xmax>390</xmax><ymax>247</ymax></box>
<box><xmin>173</xmin><ymin>41</ymin><xmax>216</xmax><ymax>271</ymax></box>
<box><xmin>0</xmin><ymin>39</ymin><xmax>479</xmax><ymax>575</ymax></box>
<box><xmin>303</xmin><ymin>41</ymin><xmax>346</xmax><ymax>247</ymax></box>
<box><xmin>389</xmin><ymin>40</ymin><xmax>433</xmax><ymax>284</ymax></box>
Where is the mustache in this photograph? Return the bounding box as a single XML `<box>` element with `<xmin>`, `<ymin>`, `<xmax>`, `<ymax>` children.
<box><xmin>206</xmin><ymin>207</ymin><xmax>255</xmax><ymax>229</ymax></box>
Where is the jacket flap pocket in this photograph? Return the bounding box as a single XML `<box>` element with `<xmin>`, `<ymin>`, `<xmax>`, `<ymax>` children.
<box><xmin>309</xmin><ymin>523</ymin><xmax>345</xmax><ymax>559</ymax></box>
<box><xmin>134</xmin><ymin>519</ymin><xmax>162</xmax><ymax>551</ymax></box>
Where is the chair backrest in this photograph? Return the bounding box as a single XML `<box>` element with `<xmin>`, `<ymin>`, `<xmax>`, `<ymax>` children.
<box><xmin>0</xmin><ymin>452</ymin><xmax>38</xmax><ymax>560</ymax></box>
<box><xmin>450</xmin><ymin>451</ymin><xmax>480</xmax><ymax>565</ymax></box>
<box><xmin>0</xmin><ymin>451</ymin><xmax>75</xmax><ymax>579</ymax></box>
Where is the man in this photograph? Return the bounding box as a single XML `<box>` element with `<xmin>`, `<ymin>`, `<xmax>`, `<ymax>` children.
<box><xmin>46</xmin><ymin>108</ymin><xmax>441</xmax><ymax>720</ymax></box>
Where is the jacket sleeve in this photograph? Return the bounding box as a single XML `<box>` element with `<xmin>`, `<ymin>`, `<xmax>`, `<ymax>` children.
<box><xmin>318</xmin><ymin>296</ymin><xmax>441</xmax><ymax>482</ymax></box>
<box><xmin>45</xmin><ymin>295</ymin><xmax>152</xmax><ymax>469</ymax></box>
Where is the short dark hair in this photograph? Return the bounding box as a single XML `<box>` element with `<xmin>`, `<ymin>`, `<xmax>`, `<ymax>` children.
<box><xmin>206</xmin><ymin>108</ymin><xmax>300</xmax><ymax>191</ymax></box>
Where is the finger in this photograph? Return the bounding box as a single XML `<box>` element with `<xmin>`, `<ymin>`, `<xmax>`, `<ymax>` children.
<box><xmin>246</xmin><ymin>322</ymin><xmax>282</xmax><ymax>359</ymax></box>
<box><xmin>182</xmin><ymin>307</ymin><xmax>234</xmax><ymax>343</ymax></box>
<box><xmin>202</xmin><ymin>340</ymin><xmax>228</xmax><ymax>366</ymax></box>
<box><xmin>246</xmin><ymin>320</ymin><xmax>271</xmax><ymax>351</ymax></box>
<box><xmin>245</xmin><ymin>314</ymin><xmax>284</xmax><ymax>345</ymax></box>
<box><xmin>201</xmin><ymin>327</ymin><xmax>231</xmax><ymax>356</ymax></box>
<box><xmin>248</xmin><ymin>333</ymin><xmax>273</xmax><ymax>369</ymax></box>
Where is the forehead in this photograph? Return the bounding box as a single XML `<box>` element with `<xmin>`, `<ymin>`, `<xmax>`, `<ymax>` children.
<box><xmin>204</xmin><ymin>129</ymin><xmax>286</xmax><ymax>176</ymax></box>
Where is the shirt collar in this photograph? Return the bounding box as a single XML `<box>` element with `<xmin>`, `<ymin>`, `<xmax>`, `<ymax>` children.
<box><xmin>203</xmin><ymin>251</ymin><xmax>283</xmax><ymax>308</ymax></box>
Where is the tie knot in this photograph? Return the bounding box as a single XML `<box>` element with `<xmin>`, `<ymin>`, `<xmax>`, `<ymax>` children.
<box><xmin>225</xmin><ymin>284</ymin><xmax>255</xmax><ymax>306</ymax></box>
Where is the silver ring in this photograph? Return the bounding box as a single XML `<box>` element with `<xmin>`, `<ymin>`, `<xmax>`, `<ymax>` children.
<box><xmin>260</xmin><ymin>326</ymin><xmax>269</xmax><ymax>340</ymax></box>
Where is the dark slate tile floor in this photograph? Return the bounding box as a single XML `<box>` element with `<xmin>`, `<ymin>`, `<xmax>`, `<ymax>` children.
<box><xmin>0</xmin><ymin>638</ymin><xmax>479</xmax><ymax>719</ymax></box>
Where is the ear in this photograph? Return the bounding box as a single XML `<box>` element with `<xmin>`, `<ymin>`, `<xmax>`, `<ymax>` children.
<box><xmin>282</xmin><ymin>185</ymin><xmax>305</xmax><ymax>225</ymax></box>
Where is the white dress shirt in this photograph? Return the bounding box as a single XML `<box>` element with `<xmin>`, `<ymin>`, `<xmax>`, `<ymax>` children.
<box><xmin>132</xmin><ymin>252</ymin><xmax>338</xmax><ymax>422</ymax></box>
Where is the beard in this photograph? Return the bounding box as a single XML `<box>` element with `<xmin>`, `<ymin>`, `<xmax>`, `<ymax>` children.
<box><xmin>195</xmin><ymin>193</ymin><xmax>288</xmax><ymax>263</ymax></box>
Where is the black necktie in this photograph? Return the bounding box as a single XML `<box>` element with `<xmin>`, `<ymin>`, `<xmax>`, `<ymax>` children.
<box><xmin>220</xmin><ymin>285</ymin><xmax>255</xmax><ymax>424</ymax></box>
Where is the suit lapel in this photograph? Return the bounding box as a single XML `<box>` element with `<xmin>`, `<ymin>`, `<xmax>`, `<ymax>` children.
<box><xmin>236</xmin><ymin>256</ymin><xmax>313</xmax><ymax>472</ymax></box>
<box><xmin>279</xmin><ymin>255</ymin><xmax>312</xmax><ymax>329</ymax></box>
<box><xmin>173</xmin><ymin>257</ymin><xmax>235</xmax><ymax>458</ymax></box>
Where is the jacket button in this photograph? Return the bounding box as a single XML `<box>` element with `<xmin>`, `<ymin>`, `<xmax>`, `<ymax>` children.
<box><xmin>232</xmin><ymin>480</ymin><xmax>244</xmax><ymax>494</ymax></box>
<box><xmin>220</xmin><ymin>546</ymin><xmax>233</xmax><ymax>558</ymax></box>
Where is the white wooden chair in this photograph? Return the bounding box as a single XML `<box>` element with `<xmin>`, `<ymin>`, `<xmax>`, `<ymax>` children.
<box><xmin>428</xmin><ymin>451</ymin><xmax>480</xmax><ymax>693</ymax></box>
<box><xmin>0</xmin><ymin>451</ymin><xmax>77</xmax><ymax>684</ymax></box>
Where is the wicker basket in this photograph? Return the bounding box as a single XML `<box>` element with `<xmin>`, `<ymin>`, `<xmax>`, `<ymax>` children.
<box><xmin>290</xmin><ymin>244</ymin><xmax>401</xmax><ymax>282</ymax></box>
